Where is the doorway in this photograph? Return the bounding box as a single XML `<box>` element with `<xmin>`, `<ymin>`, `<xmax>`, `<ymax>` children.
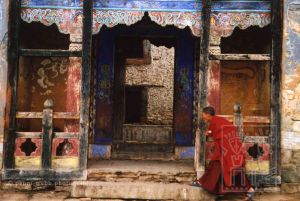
<box><xmin>94</xmin><ymin>17</ymin><xmax>198</xmax><ymax>159</ymax></box>
<box><xmin>112</xmin><ymin>37</ymin><xmax>176</xmax><ymax>159</ymax></box>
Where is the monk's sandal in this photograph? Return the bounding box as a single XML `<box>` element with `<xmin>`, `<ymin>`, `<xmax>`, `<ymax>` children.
<box><xmin>191</xmin><ymin>180</ymin><xmax>202</xmax><ymax>188</ymax></box>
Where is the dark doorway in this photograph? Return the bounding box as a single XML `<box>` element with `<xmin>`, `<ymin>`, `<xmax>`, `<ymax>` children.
<box><xmin>125</xmin><ymin>86</ymin><xmax>147</xmax><ymax>124</ymax></box>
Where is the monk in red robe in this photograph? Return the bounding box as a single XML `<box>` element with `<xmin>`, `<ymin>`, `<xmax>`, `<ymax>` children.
<box><xmin>192</xmin><ymin>107</ymin><xmax>255</xmax><ymax>201</ymax></box>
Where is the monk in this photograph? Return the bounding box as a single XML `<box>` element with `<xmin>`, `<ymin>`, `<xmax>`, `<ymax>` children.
<box><xmin>192</xmin><ymin>107</ymin><xmax>255</xmax><ymax>201</ymax></box>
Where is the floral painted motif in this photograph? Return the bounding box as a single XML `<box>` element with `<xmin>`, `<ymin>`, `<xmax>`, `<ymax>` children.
<box><xmin>93</xmin><ymin>10</ymin><xmax>145</xmax><ymax>34</ymax></box>
<box><xmin>211</xmin><ymin>12</ymin><xmax>271</xmax><ymax>38</ymax></box>
<box><xmin>149</xmin><ymin>11</ymin><xmax>202</xmax><ymax>36</ymax></box>
<box><xmin>20</xmin><ymin>8</ymin><xmax>271</xmax><ymax>38</ymax></box>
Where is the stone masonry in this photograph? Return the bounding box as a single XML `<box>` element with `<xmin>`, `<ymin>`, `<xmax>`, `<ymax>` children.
<box><xmin>281</xmin><ymin>0</ymin><xmax>300</xmax><ymax>193</ymax></box>
<box><xmin>125</xmin><ymin>44</ymin><xmax>175</xmax><ymax>125</ymax></box>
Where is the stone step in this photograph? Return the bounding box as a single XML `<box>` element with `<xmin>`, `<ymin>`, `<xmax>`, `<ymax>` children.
<box><xmin>71</xmin><ymin>181</ymin><xmax>214</xmax><ymax>200</ymax></box>
<box><xmin>111</xmin><ymin>151</ymin><xmax>175</xmax><ymax>161</ymax></box>
<box><xmin>88</xmin><ymin>160</ymin><xmax>196</xmax><ymax>184</ymax></box>
<box><xmin>113</xmin><ymin>143</ymin><xmax>174</xmax><ymax>153</ymax></box>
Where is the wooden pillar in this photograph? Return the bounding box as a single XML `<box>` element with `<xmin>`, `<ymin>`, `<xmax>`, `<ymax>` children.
<box><xmin>195</xmin><ymin>0</ymin><xmax>212</xmax><ymax>177</ymax></box>
<box><xmin>79</xmin><ymin>0</ymin><xmax>93</xmax><ymax>170</ymax></box>
<box><xmin>4</xmin><ymin>0</ymin><xmax>21</xmax><ymax>169</ymax></box>
<box><xmin>41</xmin><ymin>99</ymin><xmax>54</xmax><ymax>169</ymax></box>
<box><xmin>270</xmin><ymin>0</ymin><xmax>283</xmax><ymax>176</ymax></box>
<box><xmin>233</xmin><ymin>103</ymin><xmax>244</xmax><ymax>139</ymax></box>
<box><xmin>207</xmin><ymin>36</ymin><xmax>221</xmax><ymax>114</ymax></box>
<box><xmin>65</xmin><ymin>32</ymin><xmax>82</xmax><ymax>132</ymax></box>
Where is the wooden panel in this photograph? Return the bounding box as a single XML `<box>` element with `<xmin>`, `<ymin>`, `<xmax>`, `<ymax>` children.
<box><xmin>15</xmin><ymin>138</ymin><xmax>42</xmax><ymax>157</ymax></box>
<box><xmin>174</xmin><ymin>33</ymin><xmax>195</xmax><ymax>146</ymax></box>
<box><xmin>205</xmin><ymin>141</ymin><xmax>270</xmax><ymax>174</ymax></box>
<box><xmin>16</xmin><ymin>112</ymin><xmax>79</xmax><ymax>119</ymax></box>
<box><xmin>95</xmin><ymin>31</ymin><xmax>114</xmax><ymax>144</ymax></box>
<box><xmin>15</xmin><ymin>156</ymin><xmax>41</xmax><ymax>169</ymax></box>
<box><xmin>52</xmin><ymin>157</ymin><xmax>79</xmax><ymax>169</ymax></box>
<box><xmin>219</xmin><ymin>115</ymin><xmax>270</xmax><ymax>123</ymax></box>
<box><xmin>122</xmin><ymin>124</ymin><xmax>172</xmax><ymax>144</ymax></box>
<box><xmin>220</xmin><ymin>61</ymin><xmax>271</xmax><ymax>117</ymax></box>
<box><xmin>16</xmin><ymin>132</ymin><xmax>42</xmax><ymax>138</ymax></box>
<box><xmin>246</xmin><ymin>161</ymin><xmax>269</xmax><ymax>175</ymax></box>
<box><xmin>52</xmin><ymin>138</ymin><xmax>79</xmax><ymax>157</ymax></box>
<box><xmin>210</xmin><ymin>54</ymin><xmax>271</xmax><ymax>61</ymax></box>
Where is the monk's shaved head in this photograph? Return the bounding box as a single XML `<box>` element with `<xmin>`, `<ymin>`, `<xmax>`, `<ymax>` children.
<box><xmin>203</xmin><ymin>106</ymin><xmax>215</xmax><ymax>116</ymax></box>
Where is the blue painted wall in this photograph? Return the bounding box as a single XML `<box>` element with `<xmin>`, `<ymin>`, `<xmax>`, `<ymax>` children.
<box><xmin>21</xmin><ymin>0</ymin><xmax>271</xmax><ymax>12</ymax></box>
<box><xmin>285</xmin><ymin>0</ymin><xmax>300</xmax><ymax>75</ymax></box>
<box><xmin>94</xmin><ymin>24</ymin><xmax>196</xmax><ymax>146</ymax></box>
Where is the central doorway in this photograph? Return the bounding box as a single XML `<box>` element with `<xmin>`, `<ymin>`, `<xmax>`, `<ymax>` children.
<box><xmin>112</xmin><ymin>37</ymin><xmax>176</xmax><ymax>159</ymax></box>
<box><xmin>94</xmin><ymin>16</ymin><xmax>199</xmax><ymax>160</ymax></box>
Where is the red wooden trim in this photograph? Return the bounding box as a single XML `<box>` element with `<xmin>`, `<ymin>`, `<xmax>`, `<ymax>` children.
<box><xmin>207</xmin><ymin>61</ymin><xmax>221</xmax><ymax>113</ymax></box>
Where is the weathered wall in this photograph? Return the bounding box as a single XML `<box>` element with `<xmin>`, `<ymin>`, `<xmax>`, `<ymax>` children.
<box><xmin>125</xmin><ymin>44</ymin><xmax>174</xmax><ymax>125</ymax></box>
<box><xmin>220</xmin><ymin>61</ymin><xmax>270</xmax><ymax>117</ymax></box>
<box><xmin>281</xmin><ymin>0</ymin><xmax>300</xmax><ymax>190</ymax></box>
<box><xmin>0</xmin><ymin>0</ymin><xmax>8</xmax><ymax>170</ymax></box>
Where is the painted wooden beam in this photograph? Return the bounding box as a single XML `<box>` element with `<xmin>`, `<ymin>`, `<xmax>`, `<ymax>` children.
<box><xmin>19</xmin><ymin>49</ymin><xmax>82</xmax><ymax>57</ymax></box>
<box><xmin>209</xmin><ymin>54</ymin><xmax>271</xmax><ymax>61</ymax></box>
<box><xmin>16</xmin><ymin>112</ymin><xmax>80</xmax><ymax>119</ymax></box>
<box><xmin>219</xmin><ymin>115</ymin><xmax>271</xmax><ymax>124</ymax></box>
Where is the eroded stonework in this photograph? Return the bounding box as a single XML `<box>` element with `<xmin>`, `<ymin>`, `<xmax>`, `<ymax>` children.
<box><xmin>281</xmin><ymin>0</ymin><xmax>300</xmax><ymax>186</ymax></box>
<box><xmin>125</xmin><ymin>45</ymin><xmax>174</xmax><ymax>125</ymax></box>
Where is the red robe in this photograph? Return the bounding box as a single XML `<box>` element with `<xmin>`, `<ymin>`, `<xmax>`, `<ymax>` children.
<box><xmin>198</xmin><ymin>116</ymin><xmax>250</xmax><ymax>193</ymax></box>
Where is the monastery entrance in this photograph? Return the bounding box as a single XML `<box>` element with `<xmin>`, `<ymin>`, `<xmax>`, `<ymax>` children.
<box><xmin>93</xmin><ymin>16</ymin><xmax>200</xmax><ymax>160</ymax></box>
<box><xmin>2</xmin><ymin>0</ymin><xmax>282</xmax><ymax>187</ymax></box>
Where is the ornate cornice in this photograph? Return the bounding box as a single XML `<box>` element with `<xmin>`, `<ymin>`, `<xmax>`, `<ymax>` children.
<box><xmin>20</xmin><ymin>8</ymin><xmax>271</xmax><ymax>38</ymax></box>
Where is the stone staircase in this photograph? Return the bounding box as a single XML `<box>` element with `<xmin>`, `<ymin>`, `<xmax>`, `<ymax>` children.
<box><xmin>70</xmin><ymin>160</ymin><xmax>214</xmax><ymax>200</ymax></box>
<box><xmin>71</xmin><ymin>181</ymin><xmax>213</xmax><ymax>200</ymax></box>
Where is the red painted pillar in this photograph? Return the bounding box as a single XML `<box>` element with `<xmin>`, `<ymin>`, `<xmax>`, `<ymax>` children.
<box><xmin>207</xmin><ymin>38</ymin><xmax>221</xmax><ymax>114</ymax></box>
<box><xmin>65</xmin><ymin>27</ymin><xmax>82</xmax><ymax>132</ymax></box>
<box><xmin>207</xmin><ymin>60</ymin><xmax>221</xmax><ymax>114</ymax></box>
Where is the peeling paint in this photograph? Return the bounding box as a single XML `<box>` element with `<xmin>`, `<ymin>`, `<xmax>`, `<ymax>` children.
<box><xmin>285</xmin><ymin>1</ymin><xmax>300</xmax><ymax>75</ymax></box>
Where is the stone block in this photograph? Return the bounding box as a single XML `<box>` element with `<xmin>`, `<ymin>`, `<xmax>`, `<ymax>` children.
<box><xmin>293</xmin><ymin>122</ymin><xmax>300</xmax><ymax>132</ymax></box>
<box><xmin>281</xmin><ymin>183</ymin><xmax>300</xmax><ymax>194</ymax></box>
<box><xmin>262</xmin><ymin>186</ymin><xmax>281</xmax><ymax>193</ymax></box>
<box><xmin>292</xmin><ymin>149</ymin><xmax>300</xmax><ymax>164</ymax></box>
<box><xmin>29</xmin><ymin>191</ymin><xmax>69</xmax><ymax>201</ymax></box>
<box><xmin>281</xmin><ymin>164</ymin><xmax>300</xmax><ymax>183</ymax></box>
<box><xmin>71</xmin><ymin>181</ymin><xmax>214</xmax><ymax>200</ymax></box>
<box><xmin>282</xmin><ymin>149</ymin><xmax>293</xmax><ymax>164</ymax></box>
<box><xmin>1</xmin><ymin>181</ymin><xmax>32</xmax><ymax>191</ymax></box>
<box><xmin>0</xmin><ymin>190</ymin><xmax>29</xmax><ymax>201</ymax></box>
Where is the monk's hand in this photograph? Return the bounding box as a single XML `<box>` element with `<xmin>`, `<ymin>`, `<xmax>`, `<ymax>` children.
<box><xmin>205</xmin><ymin>130</ymin><xmax>212</xmax><ymax>136</ymax></box>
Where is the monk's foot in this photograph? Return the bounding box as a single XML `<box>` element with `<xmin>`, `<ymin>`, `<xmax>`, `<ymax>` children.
<box><xmin>215</xmin><ymin>195</ymin><xmax>223</xmax><ymax>201</ymax></box>
<box><xmin>191</xmin><ymin>180</ymin><xmax>202</xmax><ymax>188</ymax></box>
<box><xmin>245</xmin><ymin>188</ymin><xmax>255</xmax><ymax>201</ymax></box>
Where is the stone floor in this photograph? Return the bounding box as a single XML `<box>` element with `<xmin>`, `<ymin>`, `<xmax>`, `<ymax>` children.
<box><xmin>87</xmin><ymin>160</ymin><xmax>196</xmax><ymax>184</ymax></box>
<box><xmin>1</xmin><ymin>160</ymin><xmax>300</xmax><ymax>200</ymax></box>
<box><xmin>0</xmin><ymin>190</ymin><xmax>299</xmax><ymax>201</ymax></box>
<box><xmin>88</xmin><ymin>160</ymin><xmax>195</xmax><ymax>174</ymax></box>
